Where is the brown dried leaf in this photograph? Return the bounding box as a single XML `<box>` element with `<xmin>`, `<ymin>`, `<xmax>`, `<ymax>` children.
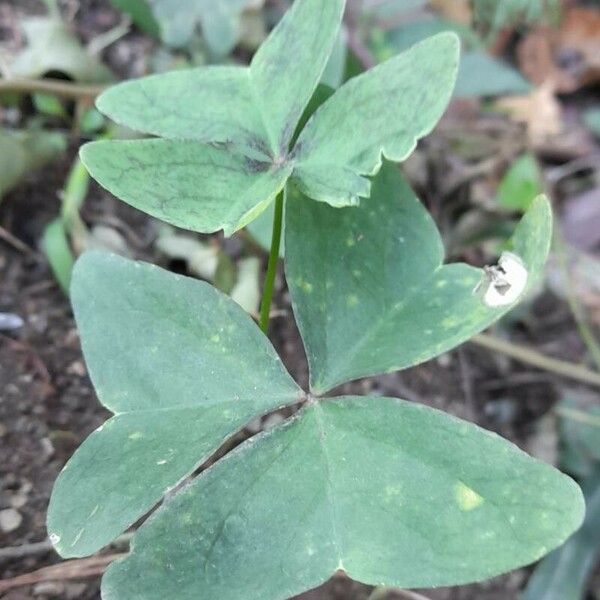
<box><xmin>496</xmin><ymin>82</ymin><xmax>562</xmax><ymax>144</ymax></box>
<box><xmin>517</xmin><ymin>7</ymin><xmax>600</xmax><ymax>93</ymax></box>
<box><xmin>430</xmin><ymin>0</ymin><xmax>473</xmax><ymax>25</ymax></box>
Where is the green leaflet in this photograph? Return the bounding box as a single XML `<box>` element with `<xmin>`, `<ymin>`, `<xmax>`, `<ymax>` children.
<box><xmin>47</xmin><ymin>252</ymin><xmax>301</xmax><ymax>557</ymax></box>
<box><xmin>80</xmin><ymin>140</ymin><xmax>292</xmax><ymax>237</ymax></box>
<box><xmin>102</xmin><ymin>397</ymin><xmax>584</xmax><ymax>599</ymax></box>
<box><xmin>291</xmin><ymin>33</ymin><xmax>459</xmax><ymax>206</ymax></box>
<box><xmin>248</xmin><ymin>0</ymin><xmax>344</xmax><ymax>156</ymax></box>
<box><xmin>285</xmin><ymin>161</ymin><xmax>552</xmax><ymax>393</ymax></box>
<box><xmin>86</xmin><ymin>0</ymin><xmax>458</xmax><ymax>233</ymax></box>
<box><xmin>96</xmin><ymin>66</ymin><xmax>270</xmax><ymax>150</ymax></box>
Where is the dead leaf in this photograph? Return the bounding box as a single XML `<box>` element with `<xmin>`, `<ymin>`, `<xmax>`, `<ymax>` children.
<box><xmin>496</xmin><ymin>82</ymin><xmax>562</xmax><ymax>144</ymax></box>
<box><xmin>517</xmin><ymin>7</ymin><xmax>600</xmax><ymax>93</ymax></box>
<box><xmin>230</xmin><ymin>257</ymin><xmax>261</xmax><ymax>315</ymax></box>
<box><xmin>430</xmin><ymin>0</ymin><xmax>472</xmax><ymax>25</ymax></box>
<box><xmin>9</xmin><ymin>17</ymin><xmax>113</xmax><ymax>82</ymax></box>
<box><xmin>84</xmin><ymin>225</ymin><xmax>131</xmax><ymax>257</ymax></box>
<box><xmin>155</xmin><ymin>227</ymin><xmax>219</xmax><ymax>280</ymax></box>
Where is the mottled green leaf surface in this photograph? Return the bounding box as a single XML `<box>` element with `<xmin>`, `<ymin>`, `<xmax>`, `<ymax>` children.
<box><xmin>291</xmin><ymin>33</ymin><xmax>459</xmax><ymax>206</ymax></box>
<box><xmin>80</xmin><ymin>140</ymin><xmax>292</xmax><ymax>236</ymax></box>
<box><xmin>47</xmin><ymin>252</ymin><xmax>301</xmax><ymax>557</ymax></box>
<box><xmin>249</xmin><ymin>0</ymin><xmax>345</xmax><ymax>156</ymax></box>
<box><xmin>96</xmin><ymin>66</ymin><xmax>270</xmax><ymax>151</ymax></box>
<box><xmin>286</xmin><ymin>162</ymin><xmax>552</xmax><ymax>393</ymax></box>
<box><xmin>102</xmin><ymin>397</ymin><xmax>584</xmax><ymax>599</ymax></box>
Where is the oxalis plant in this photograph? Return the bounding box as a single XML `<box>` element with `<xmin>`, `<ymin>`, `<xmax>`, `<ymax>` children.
<box><xmin>47</xmin><ymin>0</ymin><xmax>585</xmax><ymax>598</ymax></box>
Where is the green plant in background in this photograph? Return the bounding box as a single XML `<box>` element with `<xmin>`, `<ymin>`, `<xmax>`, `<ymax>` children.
<box><xmin>473</xmin><ymin>0</ymin><xmax>562</xmax><ymax>38</ymax></box>
<box><xmin>111</xmin><ymin>0</ymin><xmax>264</xmax><ymax>57</ymax></box>
<box><xmin>496</xmin><ymin>152</ymin><xmax>543</xmax><ymax>213</ymax></box>
<box><xmin>368</xmin><ymin>3</ymin><xmax>531</xmax><ymax>99</ymax></box>
<box><xmin>47</xmin><ymin>0</ymin><xmax>584</xmax><ymax>598</ymax></box>
<box><xmin>0</xmin><ymin>128</ymin><xmax>66</xmax><ymax>203</ymax></box>
<box><xmin>585</xmin><ymin>107</ymin><xmax>600</xmax><ymax>139</ymax></box>
<box><xmin>42</xmin><ymin>158</ymin><xmax>91</xmax><ymax>294</ymax></box>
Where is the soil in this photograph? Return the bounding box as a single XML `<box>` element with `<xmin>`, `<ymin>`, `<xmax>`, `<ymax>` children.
<box><xmin>1</xmin><ymin>1</ymin><xmax>599</xmax><ymax>599</ymax></box>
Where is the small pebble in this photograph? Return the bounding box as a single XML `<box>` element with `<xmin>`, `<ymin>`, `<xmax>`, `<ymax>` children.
<box><xmin>40</xmin><ymin>437</ymin><xmax>55</xmax><ymax>459</ymax></box>
<box><xmin>0</xmin><ymin>312</ymin><xmax>24</xmax><ymax>331</ymax></box>
<box><xmin>33</xmin><ymin>582</ymin><xmax>65</xmax><ymax>596</ymax></box>
<box><xmin>65</xmin><ymin>583</ymin><xmax>88</xmax><ymax>599</ymax></box>
<box><xmin>0</xmin><ymin>508</ymin><xmax>23</xmax><ymax>532</ymax></box>
<box><xmin>67</xmin><ymin>360</ymin><xmax>87</xmax><ymax>377</ymax></box>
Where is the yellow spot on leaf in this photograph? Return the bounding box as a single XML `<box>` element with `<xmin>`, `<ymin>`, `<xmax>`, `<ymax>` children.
<box><xmin>296</xmin><ymin>278</ymin><xmax>313</xmax><ymax>293</ymax></box>
<box><xmin>384</xmin><ymin>484</ymin><xmax>402</xmax><ymax>497</ymax></box>
<box><xmin>455</xmin><ymin>482</ymin><xmax>484</xmax><ymax>511</ymax></box>
<box><xmin>442</xmin><ymin>316</ymin><xmax>459</xmax><ymax>328</ymax></box>
<box><xmin>347</xmin><ymin>295</ymin><xmax>359</xmax><ymax>307</ymax></box>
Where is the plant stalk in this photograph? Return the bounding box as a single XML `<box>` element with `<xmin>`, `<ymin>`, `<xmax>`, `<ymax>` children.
<box><xmin>471</xmin><ymin>333</ymin><xmax>600</xmax><ymax>388</ymax></box>
<box><xmin>259</xmin><ymin>190</ymin><xmax>284</xmax><ymax>333</ymax></box>
<box><xmin>0</xmin><ymin>78</ymin><xmax>105</xmax><ymax>100</ymax></box>
<box><xmin>553</xmin><ymin>227</ymin><xmax>600</xmax><ymax>372</ymax></box>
